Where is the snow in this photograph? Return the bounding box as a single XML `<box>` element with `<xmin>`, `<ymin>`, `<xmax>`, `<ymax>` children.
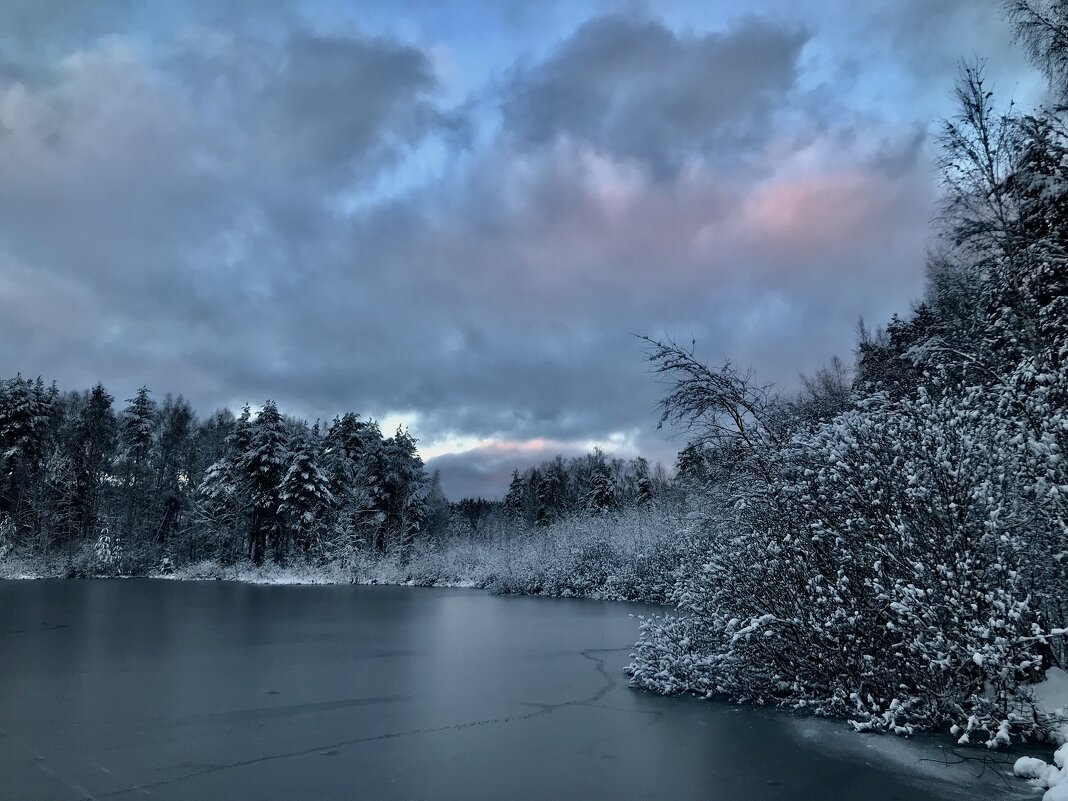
<box><xmin>160</xmin><ymin>559</ymin><xmax>505</xmax><ymax>591</ymax></box>
<box><xmin>1036</xmin><ymin>668</ymin><xmax>1068</xmax><ymax>723</ymax></box>
<box><xmin>1015</xmin><ymin>745</ymin><xmax>1068</xmax><ymax>800</ymax></box>
<box><xmin>790</xmin><ymin>715</ymin><xmax>1011</xmax><ymax>799</ymax></box>
<box><xmin>1014</xmin><ymin>669</ymin><xmax>1068</xmax><ymax>798</ymax></box>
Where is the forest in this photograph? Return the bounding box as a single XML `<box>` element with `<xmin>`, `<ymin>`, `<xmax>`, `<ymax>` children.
<box><xmin>0</xmin><ymin>377</ymin><xmax>688</xmax><ymax>600</ymax></box>
<box><xmin>4</xmin><ymin>0</ymin><xmax>1068</xmax><ymax>767</ymax></box>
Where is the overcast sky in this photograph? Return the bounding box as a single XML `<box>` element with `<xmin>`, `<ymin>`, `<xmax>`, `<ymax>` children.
<box><xmin>0</xmin><ymin>0</ymin><xmax>1047</xmax><ymax>498</ymax></box>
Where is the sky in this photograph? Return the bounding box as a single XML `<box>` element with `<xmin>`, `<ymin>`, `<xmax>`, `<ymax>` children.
<box><xmin>0</xmin><ymin>0</ymin><xmax>1049</xmax><ymax>498</ymax></box>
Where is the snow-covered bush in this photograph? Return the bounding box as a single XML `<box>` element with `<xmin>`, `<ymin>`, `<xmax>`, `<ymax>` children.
<box><xmin>783</xmin><ymin>384</ymin><xmax>1056</xmax><ymax>741</ymax></box>
<box><xmin>313</xmin><ymin>503</ymin><xmax>689</xmax><ymax>603</ymax></box>
<box><xmin>629</xmin><ymin>379</ymin><xmax>1067</xmax><ymax>745</ymax></box>
<box><xmin>629</xmin><ymin>32</ymin><xmax>1068</xmax><ymax>748</ymax></box>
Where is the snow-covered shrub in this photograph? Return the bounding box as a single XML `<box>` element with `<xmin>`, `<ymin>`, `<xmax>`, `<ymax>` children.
<box><xmin>92</xmin><ymin>527</ymin><xmax>122</xmax><ymax>573</ymax></box>
<box><xmin>629</xmin><ymin>381</ymin><xmax>1066</xmax><ymax>745</ymax></box>
<box><xmin>312</xmin><ymin>503</ymin><xmax>688</xmax><ymax>603</ymax></box>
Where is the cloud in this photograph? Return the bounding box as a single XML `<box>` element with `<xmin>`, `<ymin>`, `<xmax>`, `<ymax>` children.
<box><xmin>0</xmin><ymin>0</ymin><xmax>138</xmax><ymax>53</ymax></box>
<box><xmin>172</xmin><ymin>29</ymin><xmax>451</xmax><ymax>184</ymax></box>
<box><xmin>0</xmin><ymin>26</ymin><xmax>454</xmax><ymax>399</ymax></box>
<box><xmin>0</xmin><ymin>2</ymin><xmax>1042</xmax><ymax>497</ymax></box>
<box><xmin>500</xmin><ymin>14</ymin><xmax>809</xmax><ymax>178</ymax></box>
<box><xmin>426</xmin><ymin>435</ymin><xmax>641</xmax><ymax>499</ymax></box>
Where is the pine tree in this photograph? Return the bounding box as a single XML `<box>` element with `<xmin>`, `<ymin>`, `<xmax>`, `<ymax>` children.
<box><xmin>117</xmin><ymin>386</ymin><xmax>156</xmax><ymax>540</ymax></box>
<box><xmin>240</xmin><ymin>401</ymin><xmax>288</xmax><ymax>563</ymax></box>
<box><xmin>586</xmin><ymin>465</ymin><xmax>616</xmax><ymax>515</ymax></box>
<box><xmin>0</xmin><ymin>375</ymin><xmax>52</xmax><ymax>538</ymax></box>
<box><xmin>538</xmin><ymin>458</ymin><xmax>567</xmax><ymax>524</ymax></box>
<box><xmin>323</xmin><ymin>413</ymin><xmax>387</xmax><ymax>549</ymax></box>
<box><xmin>193</xmin><ymin>407</ymin><xmax>246</xmax><ymax>562</ymax></box>
<box><xmin>423</xmin><ymin>469</ymin><xmax>451</xmax><ymax>541</ymax></box>
<box><xmin>71</xmin><ymin>384</ymin><xmax>117</xmax><ymax>545</ymax></box>
<box><xmin>152</xmin><ymin>395</ymin><xmax>196</xmax><ymax>550</ymax></box>
<box><xmin>504</xmin><ymin>469</ymin><xmax>525</xmax><ymax>522</ymax></box>
<box><xmin>196</xmin><ymin>455</ymin><xmax>242</xmax><ymax>563</ymax></box>
<box><xmin>280</xmin><ymin>426</ymin><xmax>333</xmax><ymax>554</ymax></box>
<box><xmin>631</xmin><ymin>456</ymin><xmax>655</xmax><ymax>506</ymax></box>
<box><xmin>380</xmin><ymin>426</ymin><xmax>428</xmax><ymax>551</ymax></box>
<box><xmin>674</xmin><ymin>442</ymin><xmax>710</xmax><ymax>488</ymax></box>
<box><xmin>526</xmin><ymin>468</ymin><xmax>543</xmax><ymax>526</ymax></box>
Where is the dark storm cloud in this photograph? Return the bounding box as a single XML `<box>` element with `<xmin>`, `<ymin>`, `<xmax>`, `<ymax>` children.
<box><xmin>0</xmin><ymin>26</ymin><xmax>448</xmax><ymax>350</ymax></box>
<box><xmin>170</xmin><ymin>30</ymin><xmax>454</xmax><ymax>184</ymax></box>
<box><xmin>501</xmin><ymin>15</ymin><xmax>809</xmax><ymax>178</ymax></box>
<box><xmin>0</xmin><ymin>1</ymin><xmax>1043</xmax><ymax>497</ymax></box>
<box><xmin>0</xmin><ymin>22</ymin><xmax>458</xmax><ymax>437</ymax></box>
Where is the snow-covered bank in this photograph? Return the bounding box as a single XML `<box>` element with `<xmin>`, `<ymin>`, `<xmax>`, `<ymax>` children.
<box><xmin>0</xmin><ymin>551</ymin><xmax>65</xmax><ymax>580</ymax></box>
<box><xmin>161</xmin><ymin>559</ymin><xmax>480</xmax><ymax>589</ymax></box>
<box><xmin>0</xmin><ymin>511</ymin><xmax>683</xmax><ymax>602</ymax></box>
<box><xmin>1</xmin><ymin>497</ymin><xmax>685</xmax><ymax>602</ymax></box>
<box><xmin>1016</xmin><ymin>746</ymin><xmax>1068</xmax><ymax>801</ymax></box>
<box><xmin>1014</xmin><ymin>669</ymin><xmax>1068</xmax><ymax>799</ymax></box>
<box><xmin>1033</xmin><ymin>669</ymin><xmax>1068</xmax><ymax>731</ymax></box>
<box><xmin>789</xmin><ymin>712</ymin><xmax>1031</xmax><ymax>800</ymax></box>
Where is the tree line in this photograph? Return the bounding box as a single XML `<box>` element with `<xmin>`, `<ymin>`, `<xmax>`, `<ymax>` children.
<box><xmin>0</xmin><ymin>375</ymin><xmax>681</xmax><ymax>589</ymax></box>
<box><xmin>0</xmin><ymin>381</ymin><xmax>441</xmax><ymax>572</ymax></box>
<box><xmin>501</xmin><ymin>451</ymin><xmax>670</xmax><ymax>526</ymax></box>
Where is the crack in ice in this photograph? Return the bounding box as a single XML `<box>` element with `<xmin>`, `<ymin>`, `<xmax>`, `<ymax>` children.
<box><xmin>76</xmin><ymin>649</ymin><xmax>631</xmax><ymax>800</ymax></box>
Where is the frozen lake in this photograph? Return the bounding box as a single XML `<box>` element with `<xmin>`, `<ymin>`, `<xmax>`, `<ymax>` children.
<box><xmin>0</xmin><ymin>580</ymin><xmax>1019</xmax><ymax>800</ymax></box>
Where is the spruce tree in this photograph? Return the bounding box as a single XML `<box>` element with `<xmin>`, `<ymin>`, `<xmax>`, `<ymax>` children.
<box><xmin>280</xmin><ymin>426</ymin><xmax>334</xmax><ymax>554</ymax></box>
<box><xmin>71</xmin><ymin>384</ymin><xmax>117</xmax><ymax>544</ymax></box>
<box><xmin>117</xmin><ymin>386</ymin><xmax>156</xmax><ymax>541</ymax></box>
<box><xmin>504</xmin><ymin>470</ymin><xmax>525</xmax><ymax>522</ymax></box>
<box><xmin>240</xmin><ymin>401</ymin><xmax>288</xmax><ymax>563</ymax></box>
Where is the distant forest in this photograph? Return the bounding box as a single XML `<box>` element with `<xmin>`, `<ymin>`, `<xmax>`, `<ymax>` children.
<box><xmin>0</xmin><ymin>380</ymin><xmax>679</xmax><ymax>581</ymax></box>
<box><xmin>0</xmin><ymin>385</ymin><xmax>427</xmax><ymax>565</ymax></box>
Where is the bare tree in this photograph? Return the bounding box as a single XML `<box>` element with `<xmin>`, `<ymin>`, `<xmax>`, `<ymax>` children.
<box><xmin>1006</xmin><ymin>0</ymin><xmax>1068</xmax><ymax>99</ymax></box>
<box><xmin>639</xmin><ymin>335</ymin><xmax>782</xmax><ymax>485</ymax></box>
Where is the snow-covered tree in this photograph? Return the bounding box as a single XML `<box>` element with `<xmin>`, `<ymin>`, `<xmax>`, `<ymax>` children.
<box><xmin>379</xmin><ymin>426</ymin><xmax>429</xmax><ymax>551</ymax></box>
<box><xmin>196</xmin><ymin>454</ymin><xmax>244</xmax><ymax>564</ymax></box>
<box><xmin>585</xmin><ymin>464</ymin><xmax>616</xmax><ymax>516</ymax></box>
<box><xmin>280</xmin><ymin>426</ymin><xmax>334</xmax><ymax>554</ymax></box>
<box><xmin>423</xmin><ymin>470</ymin><xmax>451</xmax><ymax>541</ymax></box>
<box><xmin>152</xmin><ymin>395</ymin><xmax>196</xmax><ymax>551</ymax></box>
<box><xmin>117</xmin><ymin>386</ymin><xmax>156</xmax><ymax>541</ymax></box>
<box><xmin>70</xmin><ymin>384</ymin><xmax>117</xmax><ymax>544</ymax></box>
<box><xmin>504</xmin><ymin>469</ymin><xmax>525</xmax><ymax>522</ymax></box>
<box><xmin>239</xmin><ymin>401</ymin><xmax>288</xmax><ymax>563</ymax></box>
<box><xmin>0</xmin><ymin>375</ymin><xmax>55</xmax><ymax>542</ymax></box>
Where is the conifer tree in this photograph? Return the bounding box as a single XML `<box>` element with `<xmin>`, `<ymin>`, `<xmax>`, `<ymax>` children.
<box><xmin>153</xmin><ymin>395</ymin><xmax>196</xmax><ymax>549</ymax></box>
<box><xmin>504</xmin><ymin>469</ymin><xmax>525</xmax><ymax>522</ymax></box>
<box><xmin>117</xmin><ymin>386</ymin><xmax>156</xmax><ymax>540</ymax></box>
<box><xmin>280</xmin><ymin>426</ymin><xmax>334</xmax><ymax>554</ymax></box>
<box><xmin>71</xmin><ymin>384</ymin><xmax>117</xmax><ymax>544</ymax></box>
<box><xmin>240</xmin><ymin>401</ymin><xmax>288</xmax><ymax>563</ymax></box>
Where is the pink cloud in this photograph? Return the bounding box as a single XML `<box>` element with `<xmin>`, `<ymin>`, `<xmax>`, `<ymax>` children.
<box><xmin>739</xmin><ymin>171</ymin><xmax>890</xmax><ymax>252</ymax></box>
